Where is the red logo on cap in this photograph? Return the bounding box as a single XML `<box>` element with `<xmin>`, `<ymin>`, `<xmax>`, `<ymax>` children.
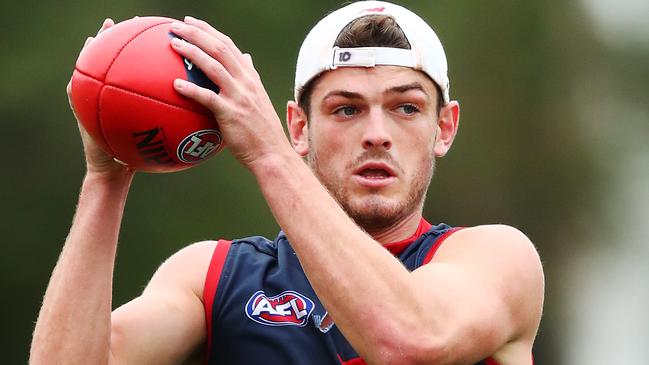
<box><xmin>363</xmin><ymin>7</ymin><xmax>386</xmax><ymax>13</ymax></box>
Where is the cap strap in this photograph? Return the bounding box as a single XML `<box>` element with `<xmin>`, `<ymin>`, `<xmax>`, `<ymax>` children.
<box><xmin>331</xmin><ymin>47</ymin><xmax>416</xmax><ymax>69</ymax></box>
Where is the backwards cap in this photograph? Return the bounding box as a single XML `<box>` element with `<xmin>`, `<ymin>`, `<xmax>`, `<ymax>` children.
<box><xmin>294</xmin><ymin>1</ymin><xmax>450</xmax><ymax>103</ymax></box>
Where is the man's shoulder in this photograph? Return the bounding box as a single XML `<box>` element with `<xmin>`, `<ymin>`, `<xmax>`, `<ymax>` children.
<box><xmin>437</xmin><ymin>224</ymin><xmax>542</xmax><ymax>274</ymax></box>
<box><xmin>166</xmin><ymin>240</ymin><xmax>220</xmax><ymax>264</ymax></box>
<box><xmin>431</xmin><ymin>223</ymin><xmax>544</xmax><ymax>306</ymax></box>
<box><xmin>159</xmin><ymin>240</ymin><xmax>220</xmax><ymax>270</ymax></box>
<box><xmin>452</xmin><ymin>224</ymin><xmax>538</xmax><ymax>256</ymax></box>
<box><xmin>144</xmin><ymin>240</ymin><xmax>220</xmax><ymax>300</ymax></box>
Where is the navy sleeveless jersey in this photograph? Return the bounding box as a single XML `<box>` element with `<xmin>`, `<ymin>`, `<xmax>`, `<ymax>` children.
<box><xmin>203</xmin><ymin>220</ymin><xmax>499</xmax><ymax>365</ymax></box>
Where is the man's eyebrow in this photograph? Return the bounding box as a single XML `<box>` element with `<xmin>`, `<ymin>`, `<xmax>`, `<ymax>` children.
<box><xmin>321</xmin><ymin>82</ymin><xmax>429</xmax><ymax>102</ymax></box>
<box><xmin>322</xmin><ymin>90</ymin><xmax>364</xmax><ymax>101</ymax></box>
<box><xmin>384</xmin><ymin>82</ymin><xmax>429</xmax><ymax>97</ymax></box>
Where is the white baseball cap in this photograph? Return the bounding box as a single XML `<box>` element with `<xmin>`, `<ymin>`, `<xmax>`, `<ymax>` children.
<box><xmin>294</xmin><ymin>1</ymin><xmax>450</xmax><ymax>104</ymax></box>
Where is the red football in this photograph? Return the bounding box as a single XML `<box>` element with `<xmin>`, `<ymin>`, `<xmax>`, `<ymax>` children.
<box><xmin>70</xmin><ymin>16</ymin><xmax>223</xmax><ymax>173</ymax></box>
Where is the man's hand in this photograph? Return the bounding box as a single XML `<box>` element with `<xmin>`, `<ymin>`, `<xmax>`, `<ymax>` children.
<box><xmin>67</xmin><ymin>18</ymin><xmax>134</xmax><ymax>178</ymax></box>
<box><xmin>168</xmin><ymin>16</ymin><xmax>294</xmax><ymax>169</ymax></box>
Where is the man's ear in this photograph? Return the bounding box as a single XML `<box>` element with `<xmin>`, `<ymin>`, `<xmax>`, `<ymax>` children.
<box><xmin>434</xmin><ymin>100</ymin><xmax>460</xmax><ymax>157</ymax></box>
<box><xmin>287</xmin><ymin>101</ymin><xmax>309</xmax><ymax>156</ymax></box>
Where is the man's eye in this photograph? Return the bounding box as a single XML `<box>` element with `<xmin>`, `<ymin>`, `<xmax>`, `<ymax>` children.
<box><xmin>334</xmin><ymin>106</ymin><xmax>358</xmax><ymax>116</ymax></box>
<box><xmin>397</xmin><ymin>104</ymin><xmax>420</xmax><ymax>115</ymax></box>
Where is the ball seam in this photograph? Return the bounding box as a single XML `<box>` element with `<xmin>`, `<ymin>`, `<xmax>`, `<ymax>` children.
<box><xmin>99</xmin><ymin>20</ymin><xmax>173</xmax><ymax>159</ymax></box>
<box><xmin>104</xmin><ymin>21</ymin><xmax>172</xmax><ymax>81</ymax></box>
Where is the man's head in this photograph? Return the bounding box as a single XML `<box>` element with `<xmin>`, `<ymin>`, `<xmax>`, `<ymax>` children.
<box><xmin>297</xmin><ymin>14</ymin><xmax>444</xmax><ymax>119</ymax></box>
<box><xmin>287</xmin><ymin>1</ymin><xmax>459</xmax><ymax>230</ymax></box>
<box><xmin>294</xmin><ymin>1</ymin><xmax>451</xmax><ymax>110</ymax></box>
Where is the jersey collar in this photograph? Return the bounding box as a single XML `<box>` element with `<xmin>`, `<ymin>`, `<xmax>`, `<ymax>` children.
<box><xmin>383</xmin><ymin>218</ymin><xmax>432</xmax><ymax>255</ymax></box>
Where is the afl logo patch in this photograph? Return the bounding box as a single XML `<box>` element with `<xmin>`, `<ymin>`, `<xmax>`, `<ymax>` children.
<box><xmin>245</xmin><ymin>290</ymin><xmax>315</xmax><ymax>327</ymax></box>
<box><xmin>176</xmin><ymin>129</ymin><xmax>222</xmax><ymax>163</ymax></box>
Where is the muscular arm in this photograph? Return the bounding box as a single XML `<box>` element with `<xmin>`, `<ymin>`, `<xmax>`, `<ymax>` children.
<box><xmin>29</xmin><ymin>170</ymin><xmax>214</xmax><ymax>365</ymax></box>
<box><xmin>252</xmin><ymin>154</ymin><xmax>544</xmax><ymax>365</ymax></box>
<box><xmin>30</xmin><ymin>171</ymin><xmax>132</xmax><ymax>364</ymax></box>
<box><xmin>30</xmin><ymin>19</ymin><xmax>213</xmax><ymax>364</ymax></box>
<box><xmin>110</xmin><ymin>240</ymin><xmax>214</xmax><ymax>365</ymax></box>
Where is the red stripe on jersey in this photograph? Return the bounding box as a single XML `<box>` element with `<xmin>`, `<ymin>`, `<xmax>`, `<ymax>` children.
<box><xmin>338</xmin><ymin>354</ymin><xmax>503</xmax><ymax>365</ymax></box>
<box><xmin>384</xmin><ymin>218</ymin><xmax>433</xmax><ymax>255</ymax></box>
<box><xmin>482</xmin><ymin>350</ymin><xmax>535</xmax><ymax>364</ymax></box>
<box><xmin>338</xmin><ymin>354</ymin><xmax>367</xmax><ymax>365</ymax></box>
<box><xmin>485</xmin><ymin>357</ymin><xmax>501</xmax><ymax>365</ymax></box>
<box><xmin>203</xmin><ymin>240</ymin><xmax>232</xmax><ymax>362</ymax></box>
<box><xmin>422</xmin><ymin>227</ymin><xmax>464</xmax><ymax>264</ymax></box>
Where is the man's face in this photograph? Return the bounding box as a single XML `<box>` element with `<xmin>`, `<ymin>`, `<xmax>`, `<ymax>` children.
<box><xmin>305</xmin><ymin>66</ymin><xmax>441</xmax><ymax>230</ymax></box>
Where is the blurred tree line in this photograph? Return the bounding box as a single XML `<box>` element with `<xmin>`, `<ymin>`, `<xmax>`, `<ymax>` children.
<box><xmin>1</xmin><ymin>0</ymin><xmax>647</xmax><ymax>364</ymax></box>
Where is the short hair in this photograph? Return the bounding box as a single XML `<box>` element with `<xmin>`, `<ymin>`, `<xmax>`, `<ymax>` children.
<box><xmin>297</xmin><ymin>15</ymin><xmax>444</xmax><ymax>117</ymax></box>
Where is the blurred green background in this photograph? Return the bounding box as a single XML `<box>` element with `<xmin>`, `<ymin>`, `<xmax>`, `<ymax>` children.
<box><xmin>2</xmin><ymin>0</ymin><xmax>648</xmax><ymax>364</ymax></box>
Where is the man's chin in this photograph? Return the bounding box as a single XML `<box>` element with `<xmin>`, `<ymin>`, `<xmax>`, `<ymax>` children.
<box><xmin>344</xmin><ymin>198</ymin><xmax>408</xmax><ymax>230</ymax></box>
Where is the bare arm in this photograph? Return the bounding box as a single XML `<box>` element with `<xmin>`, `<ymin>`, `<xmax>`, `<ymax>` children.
<box><xmin>30</xmin><ymin>175</ymin><xmax>213</xmax><ymax>364</ymax></box>
<box><xmin>30</xmin><ymin>19</ymin><xmax>212</xmax><ymax>364</ymax></box>
<box><xmin>250</xmin><ymin>154</ymin><xmax>544</xmax><ymax>365</ymax></box>
<box><xmin>30</xmin><ymin>20</ymin><xmax>131</xmax><ymax>363</ymax></box>
<box><xmin>29</xmin><ymin>169</ymin><xmax>132</xmax><ymax>364</ymax></box>
<box><xmin>109</xmin><ymin>241</ymin><xmax>214</xmax><ymax>365</ymax></box>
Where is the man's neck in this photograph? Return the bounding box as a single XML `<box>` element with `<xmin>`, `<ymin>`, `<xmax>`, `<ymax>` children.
<box><xmin>363</xmin><ymin>210</ymin><xmax>423</xmax><ymax>245</ymax></box>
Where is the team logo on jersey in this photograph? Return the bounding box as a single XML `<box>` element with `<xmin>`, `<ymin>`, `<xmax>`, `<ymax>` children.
<box><xmin>176</xmin><ymin>129</ymin><xmax>222</xmax><ymax>163</ymax></box>
<box><xmin>312</xmin><ymin>311</ymin><xmax>335</xmax><ymax>333</ymax></box>
<box><xmin>245</xmin><ymin>290</ymin><xmax>315</xmax><ymax>327</ymax></box>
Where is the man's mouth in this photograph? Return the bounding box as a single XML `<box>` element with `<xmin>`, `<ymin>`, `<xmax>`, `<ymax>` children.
<box><xmin>358</xmin><ymin>168</ymin><xmax>392</xmax><ymax>179</ymax></box>
<box><xmin>352</xmin><ymin>162</ymin><xmax>397</xmax><ymax>187</ymax></box>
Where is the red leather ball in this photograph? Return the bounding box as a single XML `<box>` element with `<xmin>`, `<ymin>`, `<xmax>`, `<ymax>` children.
<box><xmin>71</xmin><ymin>16</ymin><xmax>223</xmax><ymax>173</ymax></box>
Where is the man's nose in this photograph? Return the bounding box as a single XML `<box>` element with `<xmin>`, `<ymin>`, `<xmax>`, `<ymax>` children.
<box><xmin>361</xmin><ymin>109</ymin><xmax>393</xmax><ymax>150</ymax></box>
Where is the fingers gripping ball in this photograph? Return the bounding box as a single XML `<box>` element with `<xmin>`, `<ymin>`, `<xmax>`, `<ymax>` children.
<box><xmin>71</xmin><ymin>17</ymin><xmax>223</xmax><ymax>173</ymax></box>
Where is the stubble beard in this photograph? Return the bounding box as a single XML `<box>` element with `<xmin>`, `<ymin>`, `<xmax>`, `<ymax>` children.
<box><xmin>307</xmin><ymin>148</ymin><xmax>436</xmax><ymax>231</ymax></box>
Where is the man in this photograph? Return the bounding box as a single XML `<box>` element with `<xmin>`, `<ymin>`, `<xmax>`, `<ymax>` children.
<box><xmin>30</xmin><ymin>1</ymin><xmax>544</xmax><ymax>364</ymax></box>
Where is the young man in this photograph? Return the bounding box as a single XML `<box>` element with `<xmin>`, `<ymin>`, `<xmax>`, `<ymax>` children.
<box><xmin>30</xmin><ymin>1</ymin><xmax>543</xmax><ymax>364</ymax></box>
